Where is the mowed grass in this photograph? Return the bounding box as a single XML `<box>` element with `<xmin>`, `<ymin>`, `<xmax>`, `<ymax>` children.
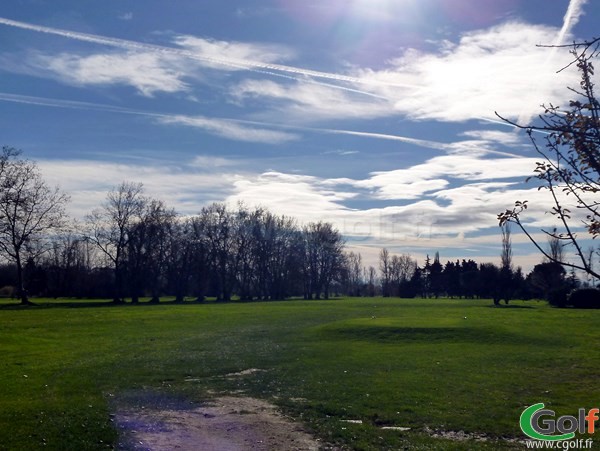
<box><xmin>0</xmin><ymin>297</ymin><xmax>599</xmax><ymax>450</ymax></box>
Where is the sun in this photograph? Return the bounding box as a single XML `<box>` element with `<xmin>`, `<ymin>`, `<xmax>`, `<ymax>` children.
<box><xmin>348</xmin><ymin>0</ymin><xmax>410</xmax><ymax>22</ymax></box>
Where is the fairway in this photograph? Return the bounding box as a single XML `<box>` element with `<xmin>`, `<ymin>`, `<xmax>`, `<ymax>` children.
<box><xmin>1</xmin><ymin>298</ymin><xmax>599</xmax><ymax>450</ymax></box>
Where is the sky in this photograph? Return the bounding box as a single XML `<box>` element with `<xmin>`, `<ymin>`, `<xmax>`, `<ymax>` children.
<box><xmin>0</xmin><ymin>0</ymin><xmax>598</xmax><ymax>272</ymax></box>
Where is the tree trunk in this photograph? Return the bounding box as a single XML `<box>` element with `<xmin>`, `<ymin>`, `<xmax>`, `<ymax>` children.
<box><xmin>113</xmin><ymin>265</ymin><xmax>123</xmax><ymax>303</ymax></box>
<box><xmin>15</xmin><ymin>253</ymin><xmax>32</xmax><ymax>305</ymax></box>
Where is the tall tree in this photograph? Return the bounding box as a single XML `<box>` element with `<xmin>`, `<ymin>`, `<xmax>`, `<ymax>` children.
<box><xmin>302</xmin><ymin>222</ymin><xmax>344</xmax><ymax>299</ymax></box>
<box><xmin>500</xmin><ymin>223</ymin><xmax>513</xmax><ymax>271</ymax></box>
<box><xmin>546</xmin><ymin>227</ymin><xmax>565</xmax><ymax>263</ymax></box>
<box><xmin>201</xmin><ymin>203</ymin><xmax>237</xmax><ymax>301</ymax></box>
<box><xmin>166</xmin><ymin>217</ymin><xmax>201</xmax><ymax>303</ymax></box>
<box><xmin>86</xmin><ymin>182</ymin><xmax>145</xmax><ymax>303</ymax></box>
<box><xmin>0</xmin><ymin>147</ymin><xmax>69</xmax><ymax>305</ymax></box>
<box><xmin>127</xmin><ymin>199</ymin><xmax>176</xmax><ymax>303</ymax></box>
<box><xmin>498</xmin><ymin>223</ymin><xmax>514</xmax><ymax>304</ymax></box>
<box><xmin>344</xmin><ymin>251</ymin><xmax>364</xmax><ymax>297</ymax></box>
<box><xmin>498</xmin><ymin>38</ymin><xmax>600</xmax><ymax>279</ymax></box>
<box><xmin>428</xmin><ymin>252</ymin><xmax>444</xmax><ymax>298</ymax></box>
<box><xmin>365</xmin><ymin>265</ymin><xmax>377</xmax><ymax>297</ymax></box>
<box><xmin>390</xmin><ymin>253</ymin><xmax>417</xmax><ymax>297</ymax></box>
<box><xmin>379</xmin><ymin>248</ymin><xmax>391</xmax><ymax>297</ymax></box>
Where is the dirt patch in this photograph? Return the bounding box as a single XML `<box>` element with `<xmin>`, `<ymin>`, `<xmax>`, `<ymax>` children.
<box><xmin>113</xmin><ymin>393</ymin><xmax>323</xmax><ymax>450</ymax></box>
<box><xmin>423</xmin><ymin>426</ymin><xmax>527</xmax><ymax>446</ymax></box>
<box><xmin>224</xmin><ymin>368</ymin><xmax>267</xmax><ymax>378</ymax></box>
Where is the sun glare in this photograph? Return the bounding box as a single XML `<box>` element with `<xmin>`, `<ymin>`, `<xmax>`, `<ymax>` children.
<box><xmin>350</xmin><ymin>0</ymin><xmax>410</xmax><ymax>21</ymax></box>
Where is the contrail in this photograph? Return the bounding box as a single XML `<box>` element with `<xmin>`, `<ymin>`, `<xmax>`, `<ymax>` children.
<box><xmin>0</xmin><ymin>91</ymin><xmax>450</xmax><ymax>151</ymax></box>
<box><xmin>316</xmin><ymin>128</ymin><xmax>450</xmax><ymax>150</ymax></box>
<box><xmin>515</xmin><ymin>0</ymin><xmax>588</xmax><ymax>127</ymax></box>
<box><xmin>0</xmin><ymin>16</ymin><xmax>416</xmax><ymax>96</ymax></box>
<box><xmin>554</xmin><ymin>0</ymin><xmax>588</xmax><ymax>47</ymax></box>
<box><xmin>1</xmin><ymin>91</ymin><xmax>528</xmax><ymax>157</ymax></box>
<box><xmin>0</xmin><ymin>92</ymin><xmax>134</xmax><ymax>113</ymax></box>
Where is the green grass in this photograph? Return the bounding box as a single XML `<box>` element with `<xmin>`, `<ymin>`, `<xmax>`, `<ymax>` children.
<box><xmin>0</xmin><ymin>297</ymin><xmax>598</xmax><ymax>450</ymax></box>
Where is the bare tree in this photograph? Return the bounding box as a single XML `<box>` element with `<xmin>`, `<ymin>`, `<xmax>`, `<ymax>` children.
<box><xmin>545</xmin><ymin>227</ymin><xmax>565</xmax><ymax>263</ymax></box>
<box><xmin>127</xmin><ymin>199</ymin><xmax>176</xmax><ymax>303</ymax></box>
<box><xmin>344</xmin><ymin>251</ymin><xmax>364</xmax><ymax>296</ymax></box>
<box><xmin>86</xmin><ymin>182</ymin><xmax>145</xmax><ymax>303</ymax></box>
<box><xmin>166</xmin><ymin>217</ymin><xmax>202</xmax><ymax>303</ymax></box>
<box><xmin>497</xmin><ymin>223</ymin><xmax>514</xmax><ymax>305</ymax></box>
<box><xmin>0</xmin><ymin>147</ymin><xmax>69</xmax><ymax>305</ymax></box>
<box><xmin>201</xmin><ymin>203</ymin><xmax>237</xmax><ymax>301</ymax></box>
<box><xmin>498</xmin><ymin>38</ymin><xmax>600</xmax><ymax>279</ymax></box>
<box><xmin>500</xmin><ymin>223</ymin><xmax>513</xmax><ymax>271</ymax></box>
<box><xmin>379</xmin><ymin>248</ymin><xmax>391</xmax><ymax>297</ymax></box>
<box><xmin>365</xmin><ymin>266</ymin><xmax>377</xmax><ymax>297</ymax></box>
<box><xmin>44</xmin><ymin>227</ymin><xmax>92</xmax><ymax>297</ymax></box>
<box><xmin>302</xmin><ymin>221</ymin><xmax>344</xmax><ymax>299</ymax></box>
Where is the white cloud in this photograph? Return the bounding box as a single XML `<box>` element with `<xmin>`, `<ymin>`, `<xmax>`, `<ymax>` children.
<box><xmin>227</xmin><ymin>171</ymin><xmax>357</xmax><ymax>220</ymax></box>
<box><xmin>21</xmin><ymin>33</ymin><xmax>294</xmax><ymax>96</ymax></box>
<box><xmin>353</xmin><ymin>154</ymin><xmax>540</xmax><ymax>200</ymax></box>
<box><xmin>460</xmin><ymin>130</ymin><xmax>523</xmax><ymax>146</ymax></box>
<box><xmin>189</xmin><ymin>155</ymin><xmax>239</xmax><ymax>168</ymax></box>
<box><xmin>173</xmin><ymin>35</ymin><xmax>294</xmax><ymax>70</ymax></box>
<box><xmin>37</xmin><ymin>159</ymin><xmax>242</xmax><ymax>218</ymax></box>
<box><xmin>356</xmin><ymin>21</ymin><xmax>577</xmax><ymax>122</ymax></box>
<box><xmin>118</xmin><ymin>12</ymin><xmax>133</xmax><ymax>21</ymax></box>
<box><xmin>36</xmin><ymin>51</ymin><xmax>189</xmax><ymax>96</ymax></box>
<box><xmin>3</xmin><ymin>16</ymin><xmax>582</xmax><ymax>125</ymax></box>
<box><xmin>223</xmin><ymin>146</ymin><xmax>588</xmax><ymax>252</ymax></box>
<box><xmin>36</xmin><ymin>153</ymin><xmax>584</xmax><ymax>275</ymax></box>
<box><xmin>228</xmin><ymin>21</ymin><xmax>579</xmax><ymax>124</ymax></box>
<box><xmin>230</xmin><ymin>79</ymin><xmax>393</xmax><ymax>121</ymax></box>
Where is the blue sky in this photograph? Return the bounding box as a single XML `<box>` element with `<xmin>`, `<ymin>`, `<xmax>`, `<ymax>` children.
<box><xmin>0</xmin><ymin>0</ymin><xmax>598</xmax><ymax>271</ymax></box>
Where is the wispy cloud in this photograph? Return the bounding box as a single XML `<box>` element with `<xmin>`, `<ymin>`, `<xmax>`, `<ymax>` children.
<box><xmin>0</xmin><ymin>91</ymin><xmax>510</xmax><ymax>150</ymax></box>
<box><xmin>352</xmin><ymin>22</ymin><xmax>578</xmax><ymax>122</ymax></box>
<box><xmin>352</xmin><ymin>154</ymin><xmax>540</xmax><ymax>200</ymax></box>
<box><xmin>158</xmin><ymin>115</ymin><xmax>299</xmax><ymax>144</ymax></box>
<box><xmin>231</xmin><ymin>79</ymin><xmax>394</xmax><ymax>121</ymax></box>
<box><xmin>0</xmin><ymin>16</ymin><xmax>413</xmax><ymax>92</ymax></box>
<box><xmin>0</xmin><ymin>92</ymin><xmax>299</xmax><ymax>144</ymax></box>
<box><xmin>1</xmin><ymin>14</ymin><xmax>581</xmax><ymax>125</ymax></box>
<box><xmin>228</xmin><ymin>20</ymin><xmax>579</xmax><ymax>124</ymax></box>
<box><xmin>38</xmin><ymin>159</ymin><xmax>243</xmax><ymax>218</ymax></box>
<box><xmin>37</xmin><ymin>156</ymin><xmax>554</xmax><ymax>272</ymax></box>
<box><xmin>35</xmin><ymin>51</ymin><xmax>190</xmax><ymax>96</ymax></box>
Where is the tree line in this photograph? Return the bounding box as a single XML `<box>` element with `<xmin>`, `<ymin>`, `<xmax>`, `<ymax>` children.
<box><xmin>0</xmin><ymin>146</ymin><xmax>588</xmax><ymax>306</ymax></box>
<box><xmin>340</xmin><ymin>249</ymin><xmax>577</xmax><ymax>305</ymax></box>
<box><xmin>0</xmin><ymin>149</ymin><xmax>347</xmax><ymax>304</ymax></box>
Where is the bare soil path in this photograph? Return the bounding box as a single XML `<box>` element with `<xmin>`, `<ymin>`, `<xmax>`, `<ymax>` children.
<box><xmin>114</xmin><ymin>392</ymin><xmax>323</xmax><ymax>451</ymax></box>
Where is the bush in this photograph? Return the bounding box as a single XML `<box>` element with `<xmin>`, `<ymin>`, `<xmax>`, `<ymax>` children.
<box><xmin>0</xmin><ymin>285</ymin><xmax>15</xmax><ymax>298</ymax></box>
<box><xmin>547</xmin><ymin>287</ymin><xmax>569</xmax><ymax>308</ymax></box>
<box><xmin>568</xmin><ymin>288</ymin><xmax>600</xmax><ymax>309</ymax></box>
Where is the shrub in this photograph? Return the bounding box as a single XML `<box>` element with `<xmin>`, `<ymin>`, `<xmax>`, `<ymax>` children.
<box><xmin>547</xmin><ymin>287</ymin><xmax>569</xmax><ymax>308</ymax></box>
<box><xmin>568</xmin><ymin>288</ymin><xmax>600</xmax><ymax>309</ymax></box>
<box><xmin>0</xmin><ymin>285</ymin><xmax>15</xmax><ymax>298</ymax></box>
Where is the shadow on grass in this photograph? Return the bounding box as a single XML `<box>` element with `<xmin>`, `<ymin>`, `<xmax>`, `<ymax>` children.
<box><xmin>0</xmin><ymin>298</ymin><xmax>208</xmax><ymax>310</ymax></box>
<box><xmin>320</xmin><ymin>324</ymin><xmax>555</xmax><ymax>346</ymax></box>
<box><xmin>0</xmin><ymin>296</ymin><xmax>311</xmax><ymax>310</ymax></box>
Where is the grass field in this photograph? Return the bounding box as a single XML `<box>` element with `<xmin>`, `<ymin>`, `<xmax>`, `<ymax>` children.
<box><xmin>0</xmin><ymin>297</ymin><xmax>599</xmax><ymax>450</ymax></box>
